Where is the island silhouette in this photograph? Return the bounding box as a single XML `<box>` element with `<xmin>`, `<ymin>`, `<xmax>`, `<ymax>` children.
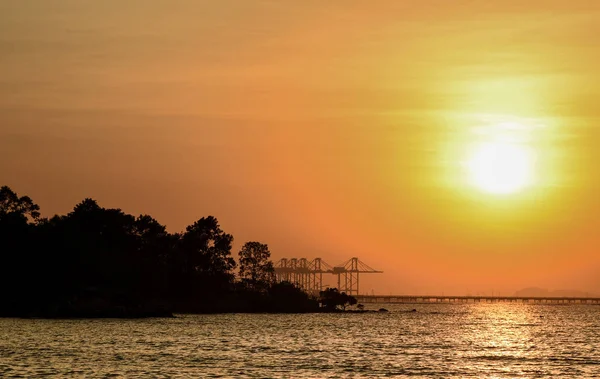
<box><xmin>0</xmin><ymin>185</ymin><xmax>359</xmax><ymax>318</ymax></box>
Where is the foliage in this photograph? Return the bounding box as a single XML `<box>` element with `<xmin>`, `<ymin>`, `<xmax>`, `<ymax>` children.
<box><xmin>0</xmin><ymin>185</ymin><xmax>40</xmax><ymax>223</ymax></box>
<box><xmin>172</xmin><ymin>216</ymin><xmax>236</xmax><ymax>304</ymax></box>
<box><xmin>238</xmin><ymin>241</ymin><xmax>275</xmax><ymax>291</ymax></box>
<box><xmin>0</xmin><ymin>185</ymin><xmax>320</xmax><ymax>316</ymax></box>
<box><xmin>319</xmin><ymin>288</ymin><xmax>358</xmax><ymax>311</ymax></box>
<box><xmin>266</xmin><ymin>281</ymin><xmax>318</xmax><ymax>312</ymax></box>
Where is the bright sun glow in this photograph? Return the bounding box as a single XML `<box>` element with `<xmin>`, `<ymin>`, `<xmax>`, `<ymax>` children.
<box><xmin>467</xmin><ymin>142</ymin><xmax>534</xmax><ymax>195</ymax></box>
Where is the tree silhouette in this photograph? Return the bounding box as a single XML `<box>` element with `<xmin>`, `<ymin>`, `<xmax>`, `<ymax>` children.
<box><xmin>0</xmin><ymin>186</ymin><xmax>42</xmax><ymax>315</ymax></box>
<box><xmin>132</xmin><ymin>215</ymin><xmax>176</xmax><ymax>298</ymax></box>
<box><xmin>319</xmin><ymin>288</ymin><xmax>358</xmax><ymax>311</ymax></box>
<box><xmin>170</xmin><ymin>216</ymin><xmax>236</xmax><ymax>307</ymax></box>
<box><xmin>267</xmin><ymin>281</ymin><xmax>318</xmax><ymax>312</ymax></box>
<box><xmin>0</xmin><ymin>185</ymin><xmax>40</xmax><ymax>223</ymax></box>
<box><xmin>238</xmin><ymin>241</ymin><xmax>275</xmax><ymax>291</ymax></box>
<box><xmin>0</xmin><ymin>185</ymin><xmax>320</xmax><ymax>316</ymax></box>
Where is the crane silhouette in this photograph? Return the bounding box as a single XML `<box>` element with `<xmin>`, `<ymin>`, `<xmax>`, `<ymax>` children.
<box><xmin>274</xmin><ymin>257</ymin><xmax>382</xmax><ymax>295</ymax></box>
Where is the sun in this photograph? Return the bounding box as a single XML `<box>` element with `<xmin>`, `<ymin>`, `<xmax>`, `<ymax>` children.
<box><xmin>466</xmin><ymin>142</ymin><xmax>534</xmax><ymax>195</ymax></box>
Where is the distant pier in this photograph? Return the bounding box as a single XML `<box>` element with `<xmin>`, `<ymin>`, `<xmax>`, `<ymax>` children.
<box><xmin>356</xmin><ymin>295</ymin><xmax>600</xmax><ymax>304</ymax></box>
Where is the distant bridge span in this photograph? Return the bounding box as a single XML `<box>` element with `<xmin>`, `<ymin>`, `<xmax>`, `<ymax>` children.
<box><xmin>356</xmin><ymin>295</ymin><xmax>600</xmax><ymax>304</ymax></box>
<box><xmin>274</xmin><ymin>258</ymin><xmax>600</xmax><ymax>305</ymax></box>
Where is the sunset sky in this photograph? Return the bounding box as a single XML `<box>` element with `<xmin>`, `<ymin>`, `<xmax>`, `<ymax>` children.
<box><xmin>2</xmin><ymin>1</ymin><xmax>600</xmax><ymax>295</ymax></box>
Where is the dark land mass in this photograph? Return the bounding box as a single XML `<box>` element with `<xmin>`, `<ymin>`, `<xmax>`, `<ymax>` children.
<box><xmin>0</xmin><ymin>185</ymin><xmax>359</xmax><ymax>318</ymax></box>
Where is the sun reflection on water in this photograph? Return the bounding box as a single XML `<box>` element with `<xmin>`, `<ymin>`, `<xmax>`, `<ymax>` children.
<box><xmin>2</xmin><ymin>304</ymin><xmax>599</xmax><ymax>377</ymax></box>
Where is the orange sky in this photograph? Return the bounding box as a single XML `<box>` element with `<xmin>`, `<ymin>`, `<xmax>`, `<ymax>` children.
<box><xmin>1</xmin><ymin>1</ymin><xmax>600</xmax><ymax>295</ymax></box>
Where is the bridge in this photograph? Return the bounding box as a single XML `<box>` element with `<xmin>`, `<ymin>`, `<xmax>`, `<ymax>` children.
<box><xmin>273</xmin><ymin>259</ymin><xmax>600</xmax><ymax>304</ymax></box>
<box><xmin>356</xmin><ymin>295</ymin><xmax>600</xmax><ymax>304</ymax></box>
<box><xmin>274</xmin><ymin>257</ymin><xmax>382</xmax><ymax>296</ymax></box>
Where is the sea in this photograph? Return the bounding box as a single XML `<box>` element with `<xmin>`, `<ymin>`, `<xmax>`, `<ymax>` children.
<box><xmin>1</xmin><ymin>303</ymin><xmax>599</xmax><ymax>378</ymax></box>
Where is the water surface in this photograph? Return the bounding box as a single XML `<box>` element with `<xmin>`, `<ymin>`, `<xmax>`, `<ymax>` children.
<box><xmin>1</xmin><ymin>303</ymin><xmax>599</xmax><ymax>377</ymax></box>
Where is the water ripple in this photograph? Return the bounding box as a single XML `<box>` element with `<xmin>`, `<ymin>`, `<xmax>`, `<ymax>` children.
<box><xmin>1</xmin><ymin>304</ymin><xmax>599</xmax><ymax>377</ymax></box>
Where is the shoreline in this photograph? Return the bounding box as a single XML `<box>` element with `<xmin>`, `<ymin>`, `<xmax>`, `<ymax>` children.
<box><xmin>0</xmin><ymin>308</ymin><xmax>393</xmax><ymax>319</ymax></box>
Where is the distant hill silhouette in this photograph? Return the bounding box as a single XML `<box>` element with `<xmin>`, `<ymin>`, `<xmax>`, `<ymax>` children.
<box><xmin>514</xmin><ymin>287</ymin><xmax>597</xmax><ymax>298</ymax></box>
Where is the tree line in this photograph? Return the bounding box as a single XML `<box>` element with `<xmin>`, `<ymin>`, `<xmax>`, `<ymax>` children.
<box><xmin>0</xmin><ymin>185</ymin><xmax>328</xmax><ymax>317</ymax></box>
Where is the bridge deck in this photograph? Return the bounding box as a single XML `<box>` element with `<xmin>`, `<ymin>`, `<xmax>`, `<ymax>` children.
<box><xmin>355</xmin><ymin>295</ymin><xmax>600</xmax><ymax>304</ymax></box>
